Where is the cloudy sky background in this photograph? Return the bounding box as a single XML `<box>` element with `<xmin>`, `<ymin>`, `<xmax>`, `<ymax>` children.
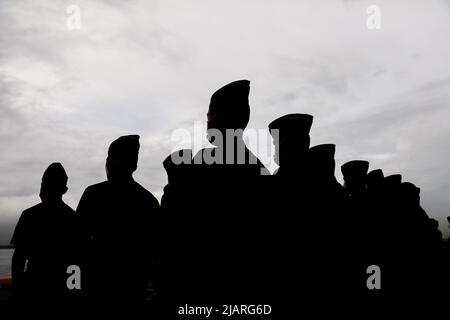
<box><xmin>1</xmin><ymin>0</ymin><xmax>450</xmax><ymax>244</ymax></box>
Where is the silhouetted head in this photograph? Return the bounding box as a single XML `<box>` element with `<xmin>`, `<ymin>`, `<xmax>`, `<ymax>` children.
<box><xmin>268</xmin><ymin>113</ymin><xmax>313</xmax><ymax>166</ymax></box>
<box><xmin>39</xmin><ymin>162</ymin><xmax>68</xmax><ymax>203</ymax></box>
<box><xmin>400</xmin><ymin>182</ymin><xmax>421</xmax><ymax>206</ymax></box>
<box><xmin>341</xmin><ymin>160</ymin><xmax>369</xmax><ymax>195</ymax></box>
<box><xmin>367</xmin><ymin>169</ymin><xmax>384</xmax><ymax>192</ymax></box>
<box><xmin>384</xmin><ymin>174</ymin><xmax>402</xmax><ymax>198</ymax></box>
<box><xmin>307</xmin><ymin>144</ymin><xmax>336</xmax><ymax>181</ymax></box>
<box><xmin>106</xmin><ymin>135</ymin><xmax>140</xmax><ymax>182</ymax></box>
<box><xmin>163</xmin><ymin>149</ymin><xmax>193</xmax><ymax>184</ymax></box>
<box><xmin>207</xmin><ymin>80</ymin><xmax>250</xmax><ymax>145</ymax></box>
<box><xmin>384</xmin><ymin>174</ymin><xmax>402</xmax><ymax>188</ymax></box>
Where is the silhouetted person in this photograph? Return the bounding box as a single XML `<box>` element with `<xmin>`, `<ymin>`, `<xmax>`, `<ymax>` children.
<box><xmin>397</xmin><ymin>181</ymin><xmax>446</xmax><ymax>294</ymax></box>
<box><xmin>267</xmin><ymin>113</ymin><xmax>313</xmax><ymax>257</ymax></box>
<box><xmin>267</xmin><ymin>116</ymin><xmax>353</xmax><ymax>305</ymax></box>
<box><xmin>156</xmin><ymin>149</ymin><xmax>194</xmax><ymax>299</ymax></box>
<box><xmin>366</xmin><ymin>168</ymin><xmax>385</xmax><ymax>258</ymax></box>
<box><xmin>370</xmin><ymin>174</ymin><xmax>434</xmax><ymax>295</ymax></box>
<box><xmin>77</xmin><ymin>135</ymin><xmax>159</xmax><ymax>301</ymax></box>
<box><xmin>340</xmin><ymin>160</ymin><xmax>372</xmax><ymax>293</ymax></box>
<box><xmin>304</xmin><ymin>144</ymin><xmax>352</xmax><ymax>296</ymax></box>
<box><xmin>267</xmin><ymin>114</ymin><xmax>313</xmax><ymax>299</ymax></box>
<box><xmin>11</xmin><ymin>163</ymin><xmax>77</xmax><ymax>300</ymax></box>
<box><xmin>364</xmin><ymin>168</ymin><xmax>385</xmax><ymax>287</ymax></box>
<box><xmin>160</xmin><ymin>80</ymin><xmax>268</xmax><ymax>302</ymax></box>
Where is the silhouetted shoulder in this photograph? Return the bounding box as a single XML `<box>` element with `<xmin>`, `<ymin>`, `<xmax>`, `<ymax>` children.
<box><xmin>11</xmin><ymin>202</ymin><xmax>75</xmax><ymax>247</ymax></box>
<box><xmin>10</xmin><ymin>203</ymin><xmax>41</xmax><ymax>246</ymax></box>
<box><xmin>78</xmin><ymin>180</ymin><xmax>159</xmax><ymax>209</ymax></box>
<box><xmin>61</xmin><ymin>202</ymin><xmax>76</xmax><ymax>214</ymax></box>
<box><xmin>133</xmin><ymin>181</ymin><xmax>160</xmax><ymax>208</ymax></box>
<box><xmin>22</xmin><ymin>202</ymin><xmax>74</xmax><ymax>218</ymax></box>
<box><xmin>76</xmin><ymin>181</ymin><xmax>109</xmax><ymax>214</ymax></box>
<box><xmin>21</xmin><ymin>202</ymin><xmax>45</xmax><ymax>216</ymax></box>
<box><xmin>14</xmin><ymin>202</ymin><xmax>73</xmax><ymax>221</ymax></box>
<box><xmin>83</xmin><ymin>181</ymin><xmax>110</xmax><ymax>193</ymax></box>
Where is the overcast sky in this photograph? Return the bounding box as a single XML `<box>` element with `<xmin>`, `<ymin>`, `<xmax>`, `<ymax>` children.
<box><xmin>1</xmin><ymin>0</ymin><xmax>450</xmax><ymax>244</ymax></box>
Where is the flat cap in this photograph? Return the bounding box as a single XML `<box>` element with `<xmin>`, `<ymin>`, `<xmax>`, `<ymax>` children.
<box><xmin>341</xmin><ymin>160</ymin><xmax>369</xmax><ymax>177</ymax></box>
<box><xmin>268</xmin><ymin>113</ymin><xmax>313</xmax><ymax>134</ymax></box>
<box><xmin>384</xmin><ymin>174</ymin><xmax>402</xmax><ymax>186</ymax></box>
<box><xmin>308</xmin><ymin>144</ymin><xmax>336</xmax><ymax>162</ymax></box>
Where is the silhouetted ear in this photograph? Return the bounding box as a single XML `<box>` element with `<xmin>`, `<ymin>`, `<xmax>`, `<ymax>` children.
<box><xmin>62</xmin><ymin>186</ymin><xmax>68</xmax><ymax>195</ymax></box>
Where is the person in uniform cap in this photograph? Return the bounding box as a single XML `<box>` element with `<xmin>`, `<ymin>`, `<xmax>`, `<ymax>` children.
<box><xmin>382</xmin><ymin>174</ymin><xmax>402</xmax><ymax>228</ymax></box>
<box><xmin>275</xmin><ymin>143</ymin><xmax>352</xmax><ymax>303</ymax></box>
<box><xmin>340</xmin><ymin>160</ymin><xmax>371</xmax><ymax>292</ymax></box>
<box><xmin>266</xmin><ymin>114</ymin><xmax>314</xmax><ymax>304</ymax></box>
<box><xmin>268</xmin><ymin>113</ymin><xmax>313</xmax><ymax>171</ymax></box>
<box><xmin>376</xmin><ymin>173</ymin><xmax>404</xmax><ymax>292</ymax></box>
<box><xmin>341</xmin><ymin>160</ymin><xmax>369</xmax><ymax>197</ymax></box>
<box><xmin>307</xmin><ymin>145</ymin><xmax>349</xmax><ymax>242</ymax></box>
<box><xmin>11</xmin><ymin>163</ymin><xmax>77</xmax><ymax>300</ymax></box>
<box><xmin>160</xmin><ymin>80</ymin><xmax>268</xmax><ymax>302</ymax></box>
<box><xmin>398</xmin><ymin>181</ymin><xmax>447</xmax><ymax>294</ymax></box>
<box><xmin>365</xmin><ymin>168</ymin><xmax>385</xmax><ymax>236</ymax></box>
<box><xmin>157</xmin><ymin>149</ymin><xmax>194</xmax><ymax>298</ymax></box>
<box><xmin>77</xmin><ymin>135</ymin><xmax>159</xmax><ymax>301</ymax></box>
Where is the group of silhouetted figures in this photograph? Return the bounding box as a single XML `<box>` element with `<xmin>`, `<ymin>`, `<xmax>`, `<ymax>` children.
<box><xmin>10</xmin><ymin>80</ymin><xmax>450</xmax><ymax>305</ymax></box>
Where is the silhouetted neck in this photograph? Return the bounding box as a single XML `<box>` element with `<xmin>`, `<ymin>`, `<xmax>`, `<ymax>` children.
<box><xmin>41</xmin><ymin>198</ymin><xmax>65</xmax><ymax>207</ymax></box>
<box><xmin>107</xmin><ymin>176</ymin><xmax>135</xmax><ymax>185</ymax></box>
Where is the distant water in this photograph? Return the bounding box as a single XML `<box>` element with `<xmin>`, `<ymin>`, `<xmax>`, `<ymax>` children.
<box><xmin>0</xmin><ymin>249</ymin><xmax>13</xmax><ymax>277</ymax></box>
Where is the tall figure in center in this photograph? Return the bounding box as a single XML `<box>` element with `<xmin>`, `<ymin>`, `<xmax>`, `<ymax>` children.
<box><xmin>160</xmin><ymin>80</ymin><xmax>270</xmax><ymax>302</ymax></box>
